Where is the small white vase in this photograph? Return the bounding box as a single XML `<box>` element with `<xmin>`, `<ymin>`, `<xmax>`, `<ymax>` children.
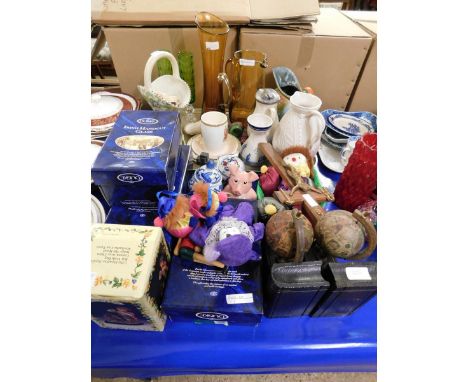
<box><xmin>251</xmin><ymin>89</ymin><xmax>280</xmax><ymax>142</ymax></box>
<box><xmin>240</xmin><ymin>114</ymin><xmax>273</xmax><ymax>166</ymax></box>
<box><xmin>272</xmin><ymin>91</ymin><xmax>326</xmax><ymax>157</ymax></box>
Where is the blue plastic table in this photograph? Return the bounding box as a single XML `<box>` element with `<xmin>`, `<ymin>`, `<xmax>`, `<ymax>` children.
<box><xmin>91</xmin><ymin>157</ymin><xmax>377</xmax><ymax>378</ymax></box>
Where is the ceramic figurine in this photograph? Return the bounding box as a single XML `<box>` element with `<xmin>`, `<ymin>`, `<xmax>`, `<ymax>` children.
<box><xmin>188</xmin><ymin>160</ymin><xmax>223</xmax><ymax>192</ymax></box>
<box><xmin>217</xmin><ymin>154</ymin><xmax>245</xmax><ymax>180</ymax></box>
<box><xmin>223</xmin><ymin>164</ymin><xmax>259</xmax><ymax>200</ymax></box>
<box><xmin>240</xmin><ymin>114</ymin><xmax>273</xmax><ymax>166</ymax></box>
<box><xmin>190</xmin><ymin>202</ymin><xmax>264</xmax><ymax>267</ymax></box>
<box><xmin>272</xmin><ymin>91</ymin><xmax>326</xmax><ymax>157</ymax></box>
<box><xmin>252</xmin><ymin>88</ymin><xmax>280</xmax><ymax>140</ymax></box>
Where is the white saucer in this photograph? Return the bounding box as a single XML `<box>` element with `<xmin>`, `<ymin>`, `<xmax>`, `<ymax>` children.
<box><xmin>187</xmin><ymin>134</ymin><xmax>241</xmax><ymax>160</ymax></box>
<box><xmin>318</xmin><ymin>140</ymin><xmax>345</xmax><ymax>173</ymax></box>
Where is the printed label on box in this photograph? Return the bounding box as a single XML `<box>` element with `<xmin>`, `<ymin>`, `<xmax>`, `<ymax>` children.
<box><xmin>345</xmin><ymin>267</ymin><xmax>371</xmax><ymax>281</ymax></box>
<box><xmin>226</xmin><ymin>293</ymin><xmax>254</xmax><ymax>305</ymax></box>
<box><xmin>91</xmin><ymin>272</ymin><xmax>96</xmax><ymax>288</ymax></box>
<box><xmin>205</xmin><ymin>41</ymin><xmax>219</xmax><ymax>50</ymax></box>
<box><xmin>239</xmin><ymin>58</ymin><xmax>255</xmax><ymax>66</ymax></box>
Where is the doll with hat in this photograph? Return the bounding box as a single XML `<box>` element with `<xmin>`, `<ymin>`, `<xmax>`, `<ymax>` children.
<box><xmin>259</xmin><ymin>145</ymin><xmax>315</xmax><ymax>196</ymax></box>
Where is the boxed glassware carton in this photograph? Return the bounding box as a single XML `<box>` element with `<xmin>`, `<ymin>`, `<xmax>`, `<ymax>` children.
<box><xmin>239</xmin><ymin>8</ymin><xmax>373</xmax><ymax>111</ymax></box>
<box><xmin>92</xmin><ymin>110</ymin><xmax>181</xmax><ymax>212</ymax></box>
<box><xmin>161</xmin><ymin>200</ymin><xmax>263</xmax><ymax>325</ymax></box>
<box><xmin>91</xmin><ymin>224</ymin><xmax>171</xmax><ymax>331</ymax></box>
<box><xmin>343</xmin><ymin>11</ymin><xmax>377</xmax><ymax>114</ymax></box>
<box><xmin>162</xmin><ymin>256</ymin><xmax>263</xmax><ymax>325</ymax></box>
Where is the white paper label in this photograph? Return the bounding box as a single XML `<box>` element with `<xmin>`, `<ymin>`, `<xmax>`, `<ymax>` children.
<box><xmin>205</xmin><ymin>41</ymin><xmax>219</xmax><ymax>50</ymax></box>
<box><xmin>91</xmin><ymin>272</ymin><xmax>96</xmax><ymax>287</ymax></box>
<box><xmin>239</xmin><ymin>58</ymin><xmax>255</xmax><ymax>67</ymax></box>
<box><xmin>214</xmin><ymin>321</ymin><xmax>229</xmax><ymax>326</ymax></box>
<box><xmin>303</xmin><ymin>193</ymin><xmax>319</xmax><ymax>207</ymax></box>
<box><xmin>345</xmin><ymin>267</ymin><xmax>371</xmax><ymax>281</ymax></box>
<box><xmin>226</xmin><ymin>293</ymin><xmax>254</xmax><ymax>305</ymax></box>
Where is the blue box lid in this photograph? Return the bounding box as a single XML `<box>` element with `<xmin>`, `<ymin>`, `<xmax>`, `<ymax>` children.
<box><xmin>92</xmin><ymin>110</ymin><xmax>181</xmax><ymax>189</ymax></box>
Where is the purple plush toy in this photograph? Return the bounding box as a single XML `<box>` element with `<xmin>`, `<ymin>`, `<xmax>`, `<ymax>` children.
<box><xmin>189</xmin><ymin>202</ymin><xmax>264</xmax><ymax>267</ymax></box>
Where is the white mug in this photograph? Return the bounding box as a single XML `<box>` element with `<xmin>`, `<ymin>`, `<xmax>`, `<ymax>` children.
<box><xmin>341</xmin><ymin>136</ymin><xmax>360</xmax><ymax>166</ymax></box>
<box><xmin>200</xmin><ymin>111</ymin><xmax>228</xmax><ymax>153</ymax></box>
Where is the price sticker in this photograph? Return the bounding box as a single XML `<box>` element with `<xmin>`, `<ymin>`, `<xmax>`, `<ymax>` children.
<box><xmin>205</xmin><ymin>41</ymin><xmax>219</xmax><ymax>50</ymax></box>
<box><xmin>239</xmin><ymin>58</ymin><xmax>255</xmax><ymax>66</ymax></box>
<box><xmin>226</xmin><ymin>293</ymin><xmax>254</xmax><ymax>304</ymax></box>
<box><xmin>345</xmin><ymin>267</ymin><xmax>371</xmax><ymax>281</ymax></box>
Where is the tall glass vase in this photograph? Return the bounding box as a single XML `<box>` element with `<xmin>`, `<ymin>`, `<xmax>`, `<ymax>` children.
<box><xmin>195</xmin><ymin>12</ymin><xmax>229</xmax><ymax>113</ymax></box>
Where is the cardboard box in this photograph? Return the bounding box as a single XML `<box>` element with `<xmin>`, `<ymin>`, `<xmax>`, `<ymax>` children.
<box><xmin>239</xmin><ymin>8</ymin><xmax>373</xmax><ymax>111</ymax></box>
<box><xmin>91</xmin><ymin>224</ymin><xmax>171</xmax><ymax>331</ymax></box>
<box><xmin>92</xmin><ymin>0</ymin><xmax>319</xmax><ymax>26</ymax></box>
<box><xmin>344</xmin><ymin>12</ymin><xmax>377</xmax><ymax>114</ymax></box>
<box><xmin>92</xmin><ymin>110</ymin><xmax>181</xmax><ymax>210</ymax></box>
<box><xmin>103</xmin><ymin>27</ymin><xmax>238</xmax><ymax>107</ymax></box>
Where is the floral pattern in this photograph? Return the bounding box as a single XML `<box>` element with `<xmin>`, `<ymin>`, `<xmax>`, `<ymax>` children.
<box><xmin>92</xmin><ymin>227</ymin><xmax>154</xmax><ymax>289</ymax></box>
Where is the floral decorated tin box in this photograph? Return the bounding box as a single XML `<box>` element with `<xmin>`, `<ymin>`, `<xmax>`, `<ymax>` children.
<box><xmin>91</xmin><ymin>110</ymin><xmax>181</xmax><ymax>213</ymax></box>
<box><xmin>91</xmin><ymin>224</ymin><xmax>171</xmax><ymax>331</ymax></box>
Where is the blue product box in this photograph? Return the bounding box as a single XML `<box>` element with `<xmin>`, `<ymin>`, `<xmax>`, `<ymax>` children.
<box><xmin>161</xmin><ymin>200</ymin><xmax>263</xmax><ymax>326</ymax></box>
<box><xmin>162</xmin><ymin>256</ymin><xmax>263</xmax><ymax>325</ymax></box>
<box><xmin>92</xmin><ymin>110</ymin><xmax>181</xmax><ymax>211</ymax></box>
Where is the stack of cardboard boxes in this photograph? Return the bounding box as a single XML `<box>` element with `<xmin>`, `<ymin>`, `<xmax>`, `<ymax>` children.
<box><xmin>92</xmin><ymin>0</ymin><xmax>377</xmax><ymax>112</ymax></box>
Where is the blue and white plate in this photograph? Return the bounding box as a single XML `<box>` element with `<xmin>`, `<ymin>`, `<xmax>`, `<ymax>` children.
<box><xmin>321</xmin><ymin>110</ymin><xmax>377</xmax><ymax>138</ymax></box>
<box><xmin>328</xmin><ymin>114</ymin><xmax>373</xmax><ymax>136</ymax></box>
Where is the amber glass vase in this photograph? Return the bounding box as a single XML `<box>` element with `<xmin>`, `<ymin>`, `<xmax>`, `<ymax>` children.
<box><xmin>195</xmin><ymin>12</ymin><xmax>229</xmax><ymax>113</ymax></box>
<box><xmin>334</xmin><ymin>133</ymin><xmax>377</xmax><ymax>212</ymax></box>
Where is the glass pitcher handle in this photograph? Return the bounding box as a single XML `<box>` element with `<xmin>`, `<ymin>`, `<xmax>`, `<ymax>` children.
<box><xmin>217</xmin><ymin>72</ymin><xmax>232</xmax><ymax>116</ymax></box>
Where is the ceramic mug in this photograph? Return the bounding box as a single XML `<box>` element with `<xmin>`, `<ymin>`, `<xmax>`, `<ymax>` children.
<box><xmin>200</xmin><ymin>111</ymin><xmax>228</xmax><ymax>153</ymax></box>
<box><xmin>340</xmin><ymin>136</ymin><xmax>360</xmax><ymax>167</ymax></box>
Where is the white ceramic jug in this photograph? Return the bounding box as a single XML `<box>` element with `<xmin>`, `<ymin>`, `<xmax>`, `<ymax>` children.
<box><xmin>251</xmin><ymin>88</ymin><xmax>280</xmax><ymax>141</ymax></box>
<box><xmin>272</xmin><ymin>91</ymin><xmax>326</xmax><ymax>156</ymax></box>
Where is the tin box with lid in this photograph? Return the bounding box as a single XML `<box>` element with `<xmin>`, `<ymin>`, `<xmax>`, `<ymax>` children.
<box><xmin>91</xmin><ymin>224</ymin><xmax>171</xmax><ymax>331</ymax></box>
<box><xmin>91</xmin><ymin>110</ymin><xmax>181</xmax><ymax>212</ymax></box>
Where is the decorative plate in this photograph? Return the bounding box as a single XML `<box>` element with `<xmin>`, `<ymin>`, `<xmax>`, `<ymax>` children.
<box><xmin>91</xmin><ymin>194</ymin><xmax>106</xmax><ymax>224</ymax></box>
<box><xmin>328</xmin><ymin>114</ymin><xmax>373</xmax><ymax>136</ymax></box>
<box><xmin>318</xmin><ymin>138</ymin><xmax>345</xmax><ymax>173</ymax></box>
<box><xmin>321</xmin><ymin>133</ymin><xmax>346</xmax><ymax>151</ymax></box>
<box><xmin>324</xmin><ymin>126</ymin><xmax>349</xmax><ymax>144</ymax></box>
<box><xmin>321</xmin><ymin>109</ymin><xmax>377</xmax><ymax>138</ymax></box>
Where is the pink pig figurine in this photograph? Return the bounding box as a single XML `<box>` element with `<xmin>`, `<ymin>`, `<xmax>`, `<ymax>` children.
<box><xmin>223</xmin><ymin>164</ymin><xmax>259</xmax><ymax>200</ymax></box>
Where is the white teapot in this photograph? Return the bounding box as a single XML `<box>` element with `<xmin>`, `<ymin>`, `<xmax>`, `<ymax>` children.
<box><xmin>272</xmin><ymin>91</ymin><xmax>326</xmax><ymax>156</ymax></box>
